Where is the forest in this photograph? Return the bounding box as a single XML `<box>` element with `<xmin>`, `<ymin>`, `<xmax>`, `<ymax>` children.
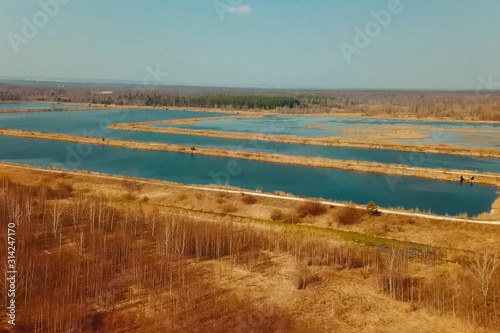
<box><xmin>141</xmin><ymin>94</ymin><xmax>301</xmax><ymax>109</ymax></box>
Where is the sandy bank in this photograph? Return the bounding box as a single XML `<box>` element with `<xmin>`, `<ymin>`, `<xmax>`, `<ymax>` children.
<box><xmin>308</xmin><ymin>123</ymin><xmax>500</xmax><ymax>136</ymax></box>
<box><xmin>166</xmin><ymin>113</ymin><xmax>263</xmax><ymax>125</ymax></box>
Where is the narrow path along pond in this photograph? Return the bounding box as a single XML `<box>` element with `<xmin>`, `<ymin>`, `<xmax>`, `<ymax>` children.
<box><xmin>0</xmin><ymin>135</ymin><xmax>497</xmax><ymax>217</ymax></box>
<box><xmin>1</xmin><ymin>109</ymin><xmax>500</xmax><ymax>173</ymax></box>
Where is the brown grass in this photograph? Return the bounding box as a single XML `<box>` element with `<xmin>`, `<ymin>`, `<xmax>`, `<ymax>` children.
<box><xmin>241</xmin><ymin>193</ymin><xmax>258</xmax><ymax>204</ymax></box>
<box><xmin>283</xmin><ymin>212</ymin><xmax>301</xmax><ymax>224</ymax></box>
<box><xmin>270</xmin><ymin>208</ymin><xmax>284</xmax><ymax>221</ymax></box>
<box><xmin>221</xmin><ymin>202</ymin><xmax>238</xmax><ymax>214</ymax></box>
<box><xmin>1</xmin><ymin>163</ymin><xmax>499</xmax><ymax>251</ymax></box>
<box><xmin>334</xmin><ymin>206</ymin><xmax>365</xmax><ymax>225</ymax></box>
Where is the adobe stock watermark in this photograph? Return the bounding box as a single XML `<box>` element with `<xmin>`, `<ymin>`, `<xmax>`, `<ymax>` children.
<box><xmin>52</xmin><ymin>64</ymin><xmax>169</xmax><ymax>170</ymax></box>
<box><xmin>213</xmin><ymin>0</ymin><xmax>252</xmax><ymax>21</ymax></box>
<box><xmin>384</xmin><ymin>131</ymin><xmax>450</xmax><ymax>193</ymax></box>
<box><xmin>384</xmin><ymin>74</ymin><xmax>500</xmax><ymax>193</ymax></box>
<box><xmin>60</xmin><ymin>111</ymin><xmax>126</xmax><ymax>170</ymax></box>
<box><xmin>209</xmin><ymin>123</ymin><xmax>284</xmax><ymax>186</ymax></box>
<box><xmin>134</xmin><ymin>65</ymin><xmax>170</xmax><ymax>91</ymax></box>
<box><xmin>5</xmin><ymin>221</ymin><xmax>17</xmax><ymax>326</ymax></box>
<box><xmin>7</xmin><ymin>0</ymin><xmax>73</xmax><ymax>54</ymax></box>
<box><xmin>340</xmin><ymin>0</ymin><xmax>410</xmax><ymax>64</ymax></box>
<box><xmin>474</xmin><ymin>74</ymin><xmax>500</xmax><ymax>101</ymax></box>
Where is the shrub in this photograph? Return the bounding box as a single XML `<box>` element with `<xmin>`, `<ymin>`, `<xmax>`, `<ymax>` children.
<box><xmin>216</xmin><ymin>197</ymin><xmax>226</xmax><ymax>204</ymax></box>
<box><xmin>270</xmin><ymin>209</ymin><xmax>284</xmax><ymax>221</ymax></box>
<box><xmin>123</xmin><ymin>193</ymin><xmax>136</xmax><ymax>201</ymax></box>
<box><xmin>241</xmin><ymin>194</ymin><xmax>257</xmax><ymax>205</ymax></box>
<box><xmin>221</xmin><ymin>203</ymin><xmax>238</xmax><ymax>214</ymax></box>
<box><xmin>270</xmin><ymin>210</ymin><xmax>301</xmax><ymax>224</ymax></box>
<box><xmin>215</xmin><ymin>192</ymin><xmax>227</xmax><ymax>204</ymax></box>
<box><xmin>296</xmin><ymin>201</ymin><xmax>327</xmax><ymax>218</ymax></box>
<box><xmin>283</xmin><ymin>212</ymin><xmax>301</xmax><ymax>224</ymax></box>
<box><xmin>335</xmin><ymin>207</ymin><xmax>363</xmax><ymax>225</ymax></box>
<box><xmin>366</xmin><ymin>201</ymin><xmax>380</xmax><ymax>216</ymax></box>
<box><xmin>401</xmin><ymin>216</ymin><xmax>415</xmax><ymax>225</ymax></box>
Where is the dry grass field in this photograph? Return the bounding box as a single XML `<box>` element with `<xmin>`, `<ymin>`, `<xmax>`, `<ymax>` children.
<box><xmin>0</xmin><ymin>164</ymin><xmax>499</xmax><ymax>332</ymax></box>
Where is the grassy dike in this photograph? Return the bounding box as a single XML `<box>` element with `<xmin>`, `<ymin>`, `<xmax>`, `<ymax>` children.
<box><xmin>1</xmin><ymin>162</ymin><xmax>499</xmax><ymax>253</ymax></box>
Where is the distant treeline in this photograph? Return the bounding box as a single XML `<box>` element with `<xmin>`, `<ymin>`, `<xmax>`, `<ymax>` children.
<box><xmin>0</xmin><ymin>83</ymin><xmax>354</xmax><ymax>111</ymax></box>
<box><xmin>1</xmin><ymin>83</ymin><xmax>500</xmax><ymax>118</ymax></box>
<box><xmin>141</xmin><ymin>93</ymin><xmax>301</xmax><ymax>109</ymax></box>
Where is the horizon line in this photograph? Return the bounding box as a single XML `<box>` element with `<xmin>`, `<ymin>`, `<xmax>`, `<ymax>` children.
<box><xmin>0</xmin><ymin>77</ymin><xmax>499</xmax><ymax>93</ymax></box>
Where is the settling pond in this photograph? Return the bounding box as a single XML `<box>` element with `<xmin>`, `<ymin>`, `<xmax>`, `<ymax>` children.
<box><xmin>1</xmin><ymin>109</ymin><xmax>500</xmax><ymax>174</ymax></box>
<box><xmin>0</xmin><ymin>135</ymin><xmax>496</xmax><ymax>217</ymax></box>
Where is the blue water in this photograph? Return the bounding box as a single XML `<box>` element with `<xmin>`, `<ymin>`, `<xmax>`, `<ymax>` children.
<box><xmin>0</xmin><ymin>135</ymin><xmax>496</xmax><ymax>216</ymax></box>
<box><xmin>0</xmin><ymin>102</ymin><xmax>90</xmax><ymax>110</ymax></box>
<box><xmin>1</xmin><ymin>109</ymin><xmax>500</xmax><ymax>174</ymax></box>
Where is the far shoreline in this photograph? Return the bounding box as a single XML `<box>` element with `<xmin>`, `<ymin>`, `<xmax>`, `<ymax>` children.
<box><xmin>2</xmin><ymin>100</ymin><xmax>500</xmax><ymax>124</ymax></box>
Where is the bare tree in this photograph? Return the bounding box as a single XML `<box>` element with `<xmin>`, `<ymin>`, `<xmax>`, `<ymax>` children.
<box><xmin>9</xmin><ymin>201</ymin><xmax>24</xmax><ymax>226</ymax></box>
<box><xmin>148</xmin><ymin>208</ymin><xmax>160</xmax><ymax>237</ymax></box>
<box><xmin>163</xmin><ymin>222</ymin><xmax>173</xmax><ymax>256</ymax></box>
<box><xmin>296</xmin><ymin>260</ymin><xmax>309</xmax><ymax>290</ymax></box>
<box><xmin>71</xmin><ymin>192</ymin><xmax>86</xmax><ymax>227</ymax></box>
<box><xmin>51</xmin><ymin>200</ymin><xmax>65</xmax><ymax>236</ymax></box>
<box><xmin>25</xmin><ymin>192</ymin><xmax>35</xmax><ymax>225</ymax></box>
<box><xmin>384</xmin><ymin>246</ymin><xmax>399</xmax><ymax>298</ymax></box>
<box><xmin>78</xmin><ymin>231</ymin><xmax>84</xmax><ymax>256</ymax></box>
<box><xmin>468</xmin><ymin>252</ymin><xmax>499</xmax><ymax>321</ymax></box>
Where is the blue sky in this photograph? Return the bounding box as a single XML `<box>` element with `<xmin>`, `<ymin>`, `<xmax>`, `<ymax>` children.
<box><xmin>1</xmin><ymin>0</ymin><xmax>499</xmax><ymax>89</ymax></box>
